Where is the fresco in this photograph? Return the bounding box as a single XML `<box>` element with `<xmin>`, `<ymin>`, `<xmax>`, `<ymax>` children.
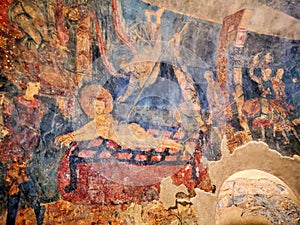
<box><xmin>0</xmin><ymin>0</ymin><xmax>299</xmax><ymax>224</ymax></box>
<box><xmin>217</xmin><ymin>177</ymin><xmax>300</xmax><ymax>224</ymax></box>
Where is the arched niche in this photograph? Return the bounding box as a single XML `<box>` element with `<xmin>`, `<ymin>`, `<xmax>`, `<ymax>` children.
<box><xmin>209</xmin><ymin>141</ymin><xmax>300</xmax><ymax>201</ymax></box>
<box><xmin>207</xmin><ymin>141</ymin><xmax>300</xmax><ymax>225</ymax></box>
<box><xmin>215</xmin><ymin>169</ymin><xmax>300</xmax><ymax>225</ymax></box>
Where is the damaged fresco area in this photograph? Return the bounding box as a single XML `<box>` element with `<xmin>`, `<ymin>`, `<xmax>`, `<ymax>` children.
<box><xmin>0</xmin><ymin>0</ymin><xmax>299</xmax><ymax>224</ymax></box>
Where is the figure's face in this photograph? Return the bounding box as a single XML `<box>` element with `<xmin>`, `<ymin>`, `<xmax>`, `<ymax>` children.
<box><xmin>27</xmin><ymin>82</ymin><xmax>41</xmax><ymax>96</ymax></box>
<box><xmin>277</xmin><ymin>68</ymin><xmax>284</xmax><ymax>80</ymax></box>
<box><xmin>264</xmin><ymin>68</ymin><xmax>272</xmax><ymax>79</ymax></box>
<box><xmin>94</xmin><ymin>99</ymin><xmax>106</xmax><ymax>115</ymax></box>
<box><xmin>265</xmin><ymin>53</ymin><xmax>273</xmax><ymax>63</ymax></box>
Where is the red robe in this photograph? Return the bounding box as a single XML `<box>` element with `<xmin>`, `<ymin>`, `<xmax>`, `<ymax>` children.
<box><xmin>1</xmin><ymin>95</ymin><xmax>46</xmax><ymax>195</ymax></box>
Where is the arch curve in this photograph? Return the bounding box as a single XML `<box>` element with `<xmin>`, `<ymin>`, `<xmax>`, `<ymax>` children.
<box><xmin>208</xmin><ymin>141</ymin><xmax>300</xmax><ymax>225</ymax></box>
<box><xmin>209</xmin><ymin>141</ymin><xmax>300</xmax><ymax>200</ymax></box>
<box><xmin>216</xmin><ymin>169</ymin><xmax>300</xmax><ymax>225</ymax></box>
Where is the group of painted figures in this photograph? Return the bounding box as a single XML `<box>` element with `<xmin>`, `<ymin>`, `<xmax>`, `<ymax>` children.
<box><xmin>0</xmin><ymin>0</ymin><xmax>299</xmax><ymax>224</ymax></box>
<box><xmin>242</xmin><ymin>52</ymin><xmax>300</xmax><ymax>144</ymax></box>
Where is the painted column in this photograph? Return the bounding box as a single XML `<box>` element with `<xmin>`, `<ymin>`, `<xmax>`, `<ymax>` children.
<box><xmin>216</xmin><ymin>9</ymin><xmax>253</xmax><ymax>146</ymax></box>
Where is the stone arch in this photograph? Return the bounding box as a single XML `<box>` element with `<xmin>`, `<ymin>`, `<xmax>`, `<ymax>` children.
<box><xmin>208</xmin><ymin>141</ymin><xmax>300</xmax><ymax>225</ymax></box>
<box><xmin>209</xmin><ymin>141</ymin><xmax>300</xmax><ymax>201</ymax></box>
<box><xmin>215</xmin><ymin>169</ymin><xmax>300</xmax><ymax>225</ymax></box>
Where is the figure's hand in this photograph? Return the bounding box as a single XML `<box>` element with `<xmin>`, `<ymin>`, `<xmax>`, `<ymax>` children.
<box><xmin>117</xmin><ymin>95</ymin><xmax>126</xmax><ymax>103</ymax></box>
<box><xmin>292</xmin><ymin>118</ymin><xmax>300</xmax><ymax>126</ymax></box>
<box><xmin>55</xmin><ymin>133</ymin><xmax>75</xmax><ymax>147</ymax></box>
<box><xmin>159</xmin><ymin>139</ymin><xmax>183</xmax><ymax>150</ymax></box>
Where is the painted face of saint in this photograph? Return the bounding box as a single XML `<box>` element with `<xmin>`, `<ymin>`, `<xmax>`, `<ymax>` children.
<box><xmin>27</xmin><ymin>82</ymin><xmax>41</xmax><ymax>96</ymax></box>
<box><xmin>94</xmin><ymin>99</ymin><xmax>106</xmax><ymax>115</ymax></box>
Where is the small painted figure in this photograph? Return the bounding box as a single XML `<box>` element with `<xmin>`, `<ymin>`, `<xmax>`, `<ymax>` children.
<box><xmin>1</xmin><ymin>81</ymin><xmax>46</xmax><ymax>225</ymax></box>
<box><xmin>271</xmin><ymin>68</ymin><xmax>295</xmax><ymax>112</ymax></box>
<box><xmin>270</xmin><ymin>68</ymin><xmax>300</xmax><ymax>144</ymax></box>
<box><xmin>272</xmin><ymin>68</ymin><xmax>285</xmax><ymax>101</ymax></box>
<box><xmin>6</xmin><ymin>0</ymin><xmax>80</xmax><ymax>99</ymax></box>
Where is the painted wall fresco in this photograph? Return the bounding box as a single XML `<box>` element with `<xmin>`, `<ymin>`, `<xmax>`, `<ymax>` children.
<box><xmin>0</xmin><ymin>0</ymin><xmax>299</xmax><ymax>224</ymax></box>
<box><xmin>217</xmin><ymin>177</ymin><xmax>300</xmax><ymax>224</ymax></box>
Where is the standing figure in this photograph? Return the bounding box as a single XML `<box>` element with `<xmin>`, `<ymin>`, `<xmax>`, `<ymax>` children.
<box><xmin>7</xmin><ymin>0</ymin><xmax>80</xmax><ymax>91</ymax></box>
<box><xmin>271</xmin><ymin>68</ymin><xmax>300</xmax><ymax>144</ymax></box>
<box><xmin>250</xmin><ymin>67</ymin><xmax>274</xmax><ymax>118</ymax></box>
<box><xmin>1</xmin><ymin>81</ymin><xmax>46</xmax><ymax>225</ymax></box>
<box><xmin>272</xmin><ymin>68</ymin><xmax>285</xmax><ymax>101</ymax></box>
<box><xmin>270</xmin><ymin>68</ymin><xmax>295</xmax><ymax>113</ymax></box>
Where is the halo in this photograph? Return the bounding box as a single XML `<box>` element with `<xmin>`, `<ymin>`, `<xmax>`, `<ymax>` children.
<box><xmin>79</xmin><ymin>84</ymin><xmax>113</xmax><ymax>118</ymax></box>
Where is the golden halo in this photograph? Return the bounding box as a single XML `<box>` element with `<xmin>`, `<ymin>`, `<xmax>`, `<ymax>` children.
<box><xmin>79</xmin><ymin>84</ymin><xmax>113</xmax><ymax>118</ymax></box>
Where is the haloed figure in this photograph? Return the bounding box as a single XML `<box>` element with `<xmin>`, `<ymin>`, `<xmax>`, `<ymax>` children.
<box><xmin>1</xmin><ymin>81</ymin><xmax>46</xmax><ymax>225</ymax></box>
<box><xmin>55</xmin><ymin>86</ymin><xmax>183</xmax><ymax>193</ymax></box>
<box><xmin>56</xmin><ymin>86</ymin><xmax>183</xmax><ymax>150</ymax></box>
